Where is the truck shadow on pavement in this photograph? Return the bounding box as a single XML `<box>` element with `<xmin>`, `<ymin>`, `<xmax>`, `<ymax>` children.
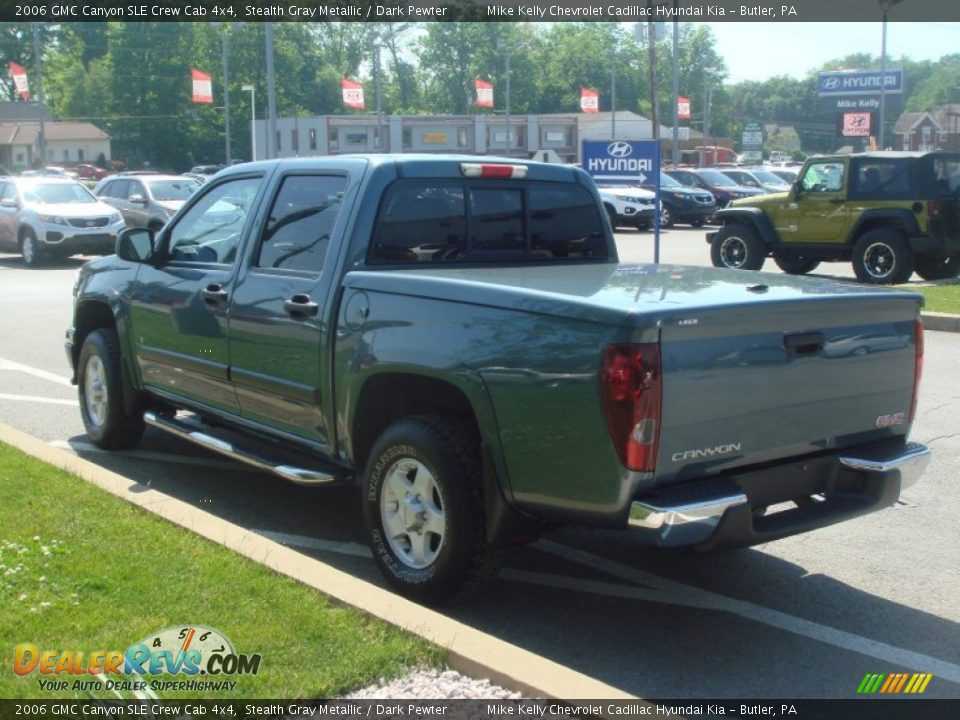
<box><xmin>63</xmin><ymin>429</ymin><xmax>960</xmax><ymax>700</ymax></box>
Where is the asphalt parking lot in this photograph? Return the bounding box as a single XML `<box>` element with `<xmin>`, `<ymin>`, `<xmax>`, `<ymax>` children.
<box><xmin>1</xmin><ymin>233</ymin><xmax>958</xmax><ymax>700</ymax></box>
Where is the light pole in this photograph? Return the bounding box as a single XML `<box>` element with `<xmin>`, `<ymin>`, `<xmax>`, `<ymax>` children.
<box><xmin>242</xmin><ymin>84</ymin><xmax>256</xmax><ymax>161</ymax></box>
<box><xmin>878</xmin><ymin>0</ymin><xmax>903</xmax><ymax>150</ymax></box>
<box><xmin>497</xmin><ymin>39</ymin><xmax>513</xmax><ymax>156</ymax></box>
<box><xmin>608</xmin><ymin>48</ymin><xmax>617</xmax><ymax>140</ymax></box>
<box><xmin>213</xmin><ymin>23</ymin><xmax>232</xmax><ymax>164</ymax></box>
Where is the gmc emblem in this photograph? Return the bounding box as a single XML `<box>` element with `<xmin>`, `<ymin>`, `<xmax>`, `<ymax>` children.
<box><xmin>876</xmin><ymin>413</ymin><xmax>906</xmax><ymax>428</ymax></box>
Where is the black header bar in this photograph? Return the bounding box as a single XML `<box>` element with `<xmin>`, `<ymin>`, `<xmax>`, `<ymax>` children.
<box><xmin>3</xmin><ymin>0</ymin><xmax>960</xmax><ymax>23</ymax></box>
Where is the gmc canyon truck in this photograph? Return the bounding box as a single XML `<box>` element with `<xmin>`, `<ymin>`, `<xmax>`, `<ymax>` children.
<box><xmin>67</xmin><ymin>155</ymin><xmax>930</xmax><ymax>604</ymax></box>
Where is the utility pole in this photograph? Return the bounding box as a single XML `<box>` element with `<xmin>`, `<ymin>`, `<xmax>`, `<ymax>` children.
<box><xmin>611</xmin><ymin>49</ymin><xmax>617</xmax><ymax>139</ymax></box>
<box><xmin>671</xmin><ymin>1</ymin><xmax>680</xmax><ymax>166</ymax></box>
<box><xmin>221</xmin><ymin>28</ymin><xmax>231</xmax><ymax>163</ymax></box>
<box><xmin>32</xmin><ymin>24</ymin><xmax>46</xmax><ymax>167</ymax></box>
<box><xmin>703</xmin><ymin>82</ymin><xmax>714</xmax><ymax>166</ymax></box>
<box><xmin>647</xmin><ymin>20</ymin><xmax>659</xmax><ymax>140</ymax></box>
<box><xmin>265</xmin><ymin>22</ymin><xmax>277</xmax><ymax>160</ymax></box>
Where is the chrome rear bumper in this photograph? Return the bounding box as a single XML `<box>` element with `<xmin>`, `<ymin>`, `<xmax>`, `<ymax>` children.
<box><xmin>628</xmin><ymin>441</ymin><xmax>930</xmax><ymax>548</ymax></box>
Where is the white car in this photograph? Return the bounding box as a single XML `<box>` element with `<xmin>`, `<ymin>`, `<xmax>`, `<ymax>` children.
<box><xmin>596</xmin><ymin>184</ymin><xmax>657</xmax><ymax>230</ymax></box>
<box><xmin>0</xmin><ymin>177</ymin><xmax>125</xmax><ymax>266</ymax></box>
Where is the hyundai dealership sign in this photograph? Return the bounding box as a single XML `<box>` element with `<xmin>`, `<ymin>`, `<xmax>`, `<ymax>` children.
<box><xmin>817</xmin><ymin>69</ymin><xmax>903</xmax><ymax>96</ymax></box>
<box><xmin>582</xmin><ymin>140</ymin><xmax>660</xmax><ymax>185</ymax></box>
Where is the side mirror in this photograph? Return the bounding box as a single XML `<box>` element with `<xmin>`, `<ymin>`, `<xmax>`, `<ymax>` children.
<box><xmin>791</xmin><ymin>181</ymin><xmax>802</xmax><ymax>196</ymax></box>
<box><xmin>129</xmin><ymin>194</ymin><xmax>147</xmax><ymax>205</ymax></box>
<box><xmin>116</xmin><ymin>227</ymin><xmax>155</xmax><ymax>263</ymax></box>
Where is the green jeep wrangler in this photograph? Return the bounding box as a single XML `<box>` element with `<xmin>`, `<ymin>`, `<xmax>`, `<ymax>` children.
<box><xmin>707</xmin><ymin>151</ymin><xmax>960</xmax><ymax>284</ymax></box>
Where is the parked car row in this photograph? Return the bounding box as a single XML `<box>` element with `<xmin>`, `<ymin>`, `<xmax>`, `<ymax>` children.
<box><xmin>0</xmin><ymin>171</ymin><xmax>201</xmax><ymax>267</ymax></box>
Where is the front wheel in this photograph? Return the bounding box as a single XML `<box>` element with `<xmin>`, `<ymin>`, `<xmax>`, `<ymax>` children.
<box><xmin>710</xmin><ymin>224</ymin><xmax>766</xmax><ymax>271</ymax></box>
<box><xmin>605</xmin><ymin>204</ymin><xmax>618</xmax><ymax>230</ymax></box>
<box><xmin>914</xmin><ymin>255</ymin><xmax>960</xmax><ymax>281</ymax></box>
<box><xmin>363</xmin><ymin>415</ymin><xmax>503</xmax><ymax>605</ymax></box>
<box><xmin>77</xmin><ymin>328</ymin><xmax>145</xmax><ymax>449</ymax></box>
<box><xmin>20</xmin><ymin>229</ymin><xmax>44</xmax><ymax>268</ymax></box>
<box><xmin>659</xmin><ymin>203</ymin><xmax>674</xmax><ymax>228</ymax></box>
<box><xmin>852</xmin><ymin>229</ymin><xmax>913</xmax><ymax>284</ymax></box>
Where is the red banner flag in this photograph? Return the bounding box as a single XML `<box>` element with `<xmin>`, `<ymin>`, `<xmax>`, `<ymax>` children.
<box><xmin>677</xmin><ymin>96</ymin><xmax>691</xmax><ymax>120</ymax></box>
<box><xmin>342</xmin><ymin>78</ymin><xmax>365</xmax><ymax>110</ymax></box>
<box><xmin>191</xmin><ymin>68</ymin><xmax>213</xmax><ymax>104</ymax></box>
<box><xmin>8</xmin><ymin>62</ymin><xmax>29</xmax><ymax>100</ymax></box>
<box><xmin>475</xmin><ymin>79</ymin><xmax>493</xmax><ymax>108</ymax></box>
<box><xmin>580</xmin><ymin>87</ymin><xmax>599</xmax><ymax>114</ymax></box>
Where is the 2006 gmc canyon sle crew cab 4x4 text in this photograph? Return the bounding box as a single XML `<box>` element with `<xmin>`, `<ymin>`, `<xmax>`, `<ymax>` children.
<box><xmin>66</xmin><ymin>155</ymin><xmax>930</xmax><ymax>603</ymax></box>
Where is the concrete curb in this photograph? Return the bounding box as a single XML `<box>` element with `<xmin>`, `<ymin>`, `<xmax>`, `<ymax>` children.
<box><xmin>0</xmin><ymin>421</ymin><xmax>633</xmax><ymax>701</ymax></box>
<box><xmin>921</xmin><ymin>311</ymin><xmax>960</xmax><ymax>333</ymax></box>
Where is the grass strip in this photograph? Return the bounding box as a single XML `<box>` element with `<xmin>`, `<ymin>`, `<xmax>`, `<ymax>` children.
<box><xmin>910</xmin><ymin>283</ymin><xmax>960</xmax><ymax>314</ymax></box>
<box><xmin>0</xmin><ymin>442</ymin><xmax>442</xmax><ymax>699</ymax></box>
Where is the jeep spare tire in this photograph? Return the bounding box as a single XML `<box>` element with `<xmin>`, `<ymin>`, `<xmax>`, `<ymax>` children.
<box><xmin>711</xmin><ymin>224</ymin><xmax>766</xmax><ymax>271</ymax></box>
<box><xmin>852</xmin><ymin>229</ymin><xmax>914</xmax><ymax>285</ymax></box>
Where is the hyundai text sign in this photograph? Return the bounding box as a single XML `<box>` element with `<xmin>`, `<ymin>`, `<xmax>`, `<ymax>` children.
<box><xmin>582</xmin><ymin>140</ymin><xmax>659</xmax><ymax>184</ymax></box>
<box><xmin>817</xmin><ymin>69</ymin><xmax>903</xmax><ymax>96</ymax></box>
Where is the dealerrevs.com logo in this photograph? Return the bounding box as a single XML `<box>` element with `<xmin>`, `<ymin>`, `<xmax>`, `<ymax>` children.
<box><xmin>14</xmin><ymin>625</ymin><xmax>262</xmax><ymax>693</ymax></box>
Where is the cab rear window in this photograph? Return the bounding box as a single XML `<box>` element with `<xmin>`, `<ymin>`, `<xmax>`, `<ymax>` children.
<box><xmin>369</xmin><ymin>179</ymin><xmax>607</xmax><ymax>264</ymax></box>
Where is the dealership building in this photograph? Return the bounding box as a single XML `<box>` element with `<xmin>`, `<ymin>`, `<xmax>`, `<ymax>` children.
<box><xmin>253</xmin><ymin>111</ymin><xmax>697</xmax><ymax>164</ymax></box>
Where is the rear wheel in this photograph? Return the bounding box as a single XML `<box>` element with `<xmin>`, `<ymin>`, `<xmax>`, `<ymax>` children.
<box><xmin>774</xmin><ymin>256</ymin><xmax>821</xmax><ymax>275</ymax></box>
<box><xmin>852</xmin><ymin>229</ymin><xmax>914</xmax><ymax>284</ymax></box>
<box><xmin>710</xmin><ymin>224</ymin><xmax>766</xmax><ymax>271</ymax></box>
<box><xmin>77</xmin><ymin>328</ymin><xmax>145</xmax><ymax>449</ymax></box>
<box><xmin>914</xmin><ymin>255</ymin><xmax>960</xmax><ymax>281</ymax></box>
<box><xmin>363</xmin><ymin>415</ymin><xmax>503</xmax><ymax>604</ymax></box>
<box><xmin>20</xmin><ymin>229</ymin><xmax>44</xmax><ymax>267</ymax></box>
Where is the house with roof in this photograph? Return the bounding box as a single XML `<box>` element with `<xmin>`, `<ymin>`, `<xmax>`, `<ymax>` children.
<box><xmin>0</xmin><ymin>103</ymin><xmax>111</xmax><ymax>171</ymax></box>
<box><xmin>893</xmin><ymin>111</ymin><xmax>943</xmax><ymax>152</ymax></box>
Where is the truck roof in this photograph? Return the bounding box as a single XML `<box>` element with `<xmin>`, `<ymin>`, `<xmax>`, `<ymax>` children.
<box><xmin>215</xmin><ymin>154</ymin><xmax>587</xmax><ymax>183</ymax></box>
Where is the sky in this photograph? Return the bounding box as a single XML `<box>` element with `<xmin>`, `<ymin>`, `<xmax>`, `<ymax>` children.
<box><xmin>708</xmin><ymin>22</ymin><xmax>960</xmax><ymax>82</ymax></box>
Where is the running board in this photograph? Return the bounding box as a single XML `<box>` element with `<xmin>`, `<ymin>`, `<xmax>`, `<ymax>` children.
<box><xmin>143</xmin><ymin>411</ymin><xmax>339</xmax><ymax>486</ymax></box>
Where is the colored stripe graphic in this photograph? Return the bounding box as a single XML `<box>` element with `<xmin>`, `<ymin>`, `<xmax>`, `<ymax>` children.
<box><xmin>858</xmin><ymin>672</ymin><xmax>931</xmax><ymax>694</ymax></box>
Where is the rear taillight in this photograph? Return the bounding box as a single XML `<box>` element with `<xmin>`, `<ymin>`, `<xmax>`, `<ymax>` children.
<box><xmin>910</xmin><ymin>319</ymin><xmax>924</xmax><ymax>422</ymax></box>
<box><xmin>601</xmin><ymin>343</ymin><xmax>662</xmax><ymax>472</ymax></box>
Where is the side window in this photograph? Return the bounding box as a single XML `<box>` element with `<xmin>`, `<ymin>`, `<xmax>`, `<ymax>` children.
<box><xmin>256</xmin><ymin>175</ymin><xmax>346</xmax><ymax>272</ymax></box>
<box><xmin>853</xmin><ymin>160</ymin><xmax>912</xmax><ymax>198</ymax></box>
<box><xmin>528</xmin><ymin>184</ymin><xmax>607</xmax><ymax>259</ymax></box>
<box><xmin>801</xmin><ymin>162</ymin><xmax>845</xmax><ymax>193</ymax></box>
<box><xmin>469</xmin><ymin>188</ymin><xmax>524</xmax><ymax>253</ymax></box>
<box><xmin>370</xmin><ymin>181</ymin><xmax>466</xmax><ymax>263</ymax></box>
<box><xmin>168</xmin><ymin>176</ymin><xmax>262</xmax><ymax>264</ymax></box>
<box><xmin>106</xmin><ymin>180</ymin><xmax>129</xmax><ymax>199</ymax></box>
<box><xmin>127</xmin><ymin>180</ymin><xmax>145</xmax><ymax>199</ymax></box>
<box><xmin>0</xmin><ymin>183</ymin><xmax>14</xmax><ymax>202</ymax></box>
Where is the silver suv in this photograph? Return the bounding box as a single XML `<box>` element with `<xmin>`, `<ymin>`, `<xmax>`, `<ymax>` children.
<box><xmin>94</xmin><ymin>174</ymin><xmax>200</xmax><ymax>232</ymax></box>
<box><xmin>0</xmin><ymin>177</ymin><xmax>124</xmax><ymax>266</ymax></box>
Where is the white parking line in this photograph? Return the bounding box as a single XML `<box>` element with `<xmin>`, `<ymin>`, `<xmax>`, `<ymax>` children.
<box><xmin>249</xmin><ymin>527</ymin><xmax>960</xmax><ymax>683</ymax></box>
<box><xmin>0</xmin><ymin>357</ymin><xmax>73</xmax><ymax>387</ymax></box>
<box><xmin>534</xmin><ymin>540</ymin><xmax>960</xmax><ymax>685</ymax></box>
<box><xmin>0</xmin><ymin>393</ymin><xmax>78</xmax><ymax>406</ymax></box>
<box><xmin>50</xmin><ymin>440</ymin><xmax>263</xmax><ymax>473</ymax></box>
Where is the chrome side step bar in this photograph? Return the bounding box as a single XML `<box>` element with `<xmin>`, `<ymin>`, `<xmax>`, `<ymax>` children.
<box><xmin>144</xmin><ymin>411</ymin><xmax>338</xmax><ymax>486</ymax></box>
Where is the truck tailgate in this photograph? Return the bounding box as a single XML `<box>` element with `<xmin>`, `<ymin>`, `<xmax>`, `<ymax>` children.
<box><xmin>656</xmin><ymin>294</ymin><xmax>921</xmax><ymax>487</ymax></box>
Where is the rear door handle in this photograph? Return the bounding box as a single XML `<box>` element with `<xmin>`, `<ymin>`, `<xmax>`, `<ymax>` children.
<box><xmin>201</xmin><ymin>283</ymin><xmax>228</xmax><ymax>305</ymax></box>
<box><xmin>284</xmin><ymin>294</ymin><xmax>319</xmax><ymax>318</ymax></box>
<box><xmin>829</xmin><ymin>197</ymin><xmax>845</xmax><ymax>205</ymax></box>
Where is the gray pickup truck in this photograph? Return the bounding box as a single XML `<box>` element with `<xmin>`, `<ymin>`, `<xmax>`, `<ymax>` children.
<box><xmin>66</xmin><ymin>155</ymin><xmax>929</xmax><ymax>604</ymax></box>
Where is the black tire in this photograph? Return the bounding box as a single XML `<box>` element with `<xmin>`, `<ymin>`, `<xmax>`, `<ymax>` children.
<box><xmin>774</xmin><ymin>256</ymin><xmax>821</xmax><ymax>275</ymax></box>
<box><xmin>852</xmin><ymin>229</ymin><xmax>914</xmax><ymax>285</ymax></box>
<box><xmin>636</xmin><ymin>220</ymin><xmax>651</xmax><ymax>232</ymax></box>
<box><xmin>363</xmin><ymin>415</ymin><xmax>503</xmax><ymax>605</ymax></box>
<box><xmin>691</xmin><ymin>218</ymin><xmax>706</xmax><ymax>228</ymax></box>
<box><xmin>20</xmin><ymin>229</ymin><xmax>44</xmax><ymax>267</ymax></box>
<box><xmin>77</xmin><ymin>328</ymin><xmax>145</xmax><ymax>450</ymax></box>
<box><xmin>914</xmin><ymin>255</ymin><xmax>960</xmax><ymax>281</ymax></box>
<box><xmin>710</xmin><ymin>224</ymin><xmax>766</xmax><ymax>271</ymax></box>
<box><xmin>605</xmin><ymin>204</ymin><xmax>618</xmax><ymax>230</ymax></box>
<box><xmin>660</xmin><ymin>203</ymin><xmax>674</xmax><ymax>228</ymax></box>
